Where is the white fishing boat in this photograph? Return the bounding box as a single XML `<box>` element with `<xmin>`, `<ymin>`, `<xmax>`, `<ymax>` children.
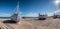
<box><xmin>11</xmin><ymin>1</ymin><xmax>21</xmax><ymax>22</ymax></box>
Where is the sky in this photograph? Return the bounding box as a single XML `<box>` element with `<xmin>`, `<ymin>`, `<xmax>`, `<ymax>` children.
<box><xmin>0</xmin><ymin>0</ymin><xmax>60</xmax><ymax>17</ymax></box>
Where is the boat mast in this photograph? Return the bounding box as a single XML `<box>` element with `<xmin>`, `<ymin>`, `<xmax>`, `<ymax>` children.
<box><xmin>15</xmin><ymin>1</ymin><xmax>19</xmax><ymax>14</ymax></box>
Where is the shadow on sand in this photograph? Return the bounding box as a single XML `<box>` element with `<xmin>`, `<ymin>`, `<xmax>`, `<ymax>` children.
<box><xmin>3</xmin><ymin>20</ymin><xmax>17</xmax><ymax>24</ymax></box>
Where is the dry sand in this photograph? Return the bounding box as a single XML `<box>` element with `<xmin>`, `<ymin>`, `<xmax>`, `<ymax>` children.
<box><xmin>0</xmin><ymin>18</ymin><xmax>60</xmax><ymax>29</ymax></box>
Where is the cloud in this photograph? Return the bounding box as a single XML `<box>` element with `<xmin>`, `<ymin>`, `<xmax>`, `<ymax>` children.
<box><xmin>23</xmin><ymin>12</ymin><xmax>38</xmax><ymax>17</ymax></box>
<box><xmin>1</xmin><ymin>10</ymin><xmax>60</xmax><ymax>17</ymax></box>
<box><xmin>0</xmin><ymin>13</ymin><xmax>11</xmax><ymax>17</ymax></box>
<box><xmin>47</xmin><ymin>12</ymin><xmax>54</xmax><ymax>16</ymax></box>
<box><xmin>0</xmin><ymin>11</ymin><xmax>22</xmax><ymax>17</ymax></box>
<box><xmin>54</xmin><ymin>10</ymin><xmax>60</xmax><ymax>14</ymax></box>
<box><xmin>47</xmin><ymin>10</ymin><xmax>60</xmax><ymax>16</ymax></box>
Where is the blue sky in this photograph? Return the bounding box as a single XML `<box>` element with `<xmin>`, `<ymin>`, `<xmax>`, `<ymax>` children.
<box><xmin>0</xmin><ymin>0</ymin><xmax>60</xmax><ymax>17</ymax></box>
